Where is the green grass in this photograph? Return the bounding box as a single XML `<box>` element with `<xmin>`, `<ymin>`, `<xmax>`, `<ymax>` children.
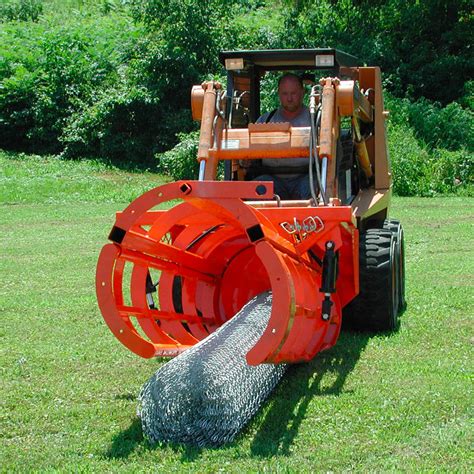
<box><xmin>1</xmin><ymin>152</ymin><xmax>473</xmax><ymax>471</ymax></box>
<box><xmin>0</xmin><ymin>151</ymin><xmax>170</xmax><ymax>204</ymax></box>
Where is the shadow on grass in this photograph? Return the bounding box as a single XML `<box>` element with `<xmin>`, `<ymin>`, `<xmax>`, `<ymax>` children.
<box><xmin>104</xmin><ymin>330</ymin><xmax>373</xmax><ymax>460</ymax></box>
<box><xmin>105</xmin><ymin>419</ymin><xmax>207</xmax><ymax>461</ymax></box>
<box><xmin>106</xmin><ymin>418</ymin><xmax>144</xmax><ymax>459</ymax></box>
<box><xmin>114</xmin><ymin>393</ymin><xmax>136</xmax><ymax>401</ymax></box>
<box><xmin>249</xmin><ymin>331</ymin><xmax>371</xmax><ymax>458</ymax></box>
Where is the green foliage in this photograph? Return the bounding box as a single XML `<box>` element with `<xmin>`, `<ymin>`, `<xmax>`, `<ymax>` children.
<box><xmin>260</xmin><ymin>72</ymin><xmax>281</xmax><ymax>113</ymax></box>
<box><xmin>385</xmin><ymin>93</ymin><xmax>473</xmax><ymax>196</ymax></box>
<box><xmin>0</xmin><ymin>0</ymin><xmax>243</xmax><ymax>162</ymax></box>
<box><xmin>429</xmin><ymin>148</ymin><xmax>473</xmax><ymax>195</ymax></box>
<box><xmin>280</xmin><ymin>0</ymin><xmax>473</xmax><ymax>105</ymax></box>
<box><xmin>61</xmin><ymin>84</ymin><xmax>166</xmax><ymax>165</ymax></box>
<box><xmin>388</xmin><ymin>124</ymin><xmax>432</xmax><ymax>196</ymax></box>
<box><xmin>0</xmin><ymin>0</ymin><xmax>472</xmax><ymax>189</ymax></box>
<box><xmin>0</xmin><ymin>12</ymin><xmax>141</xmax><ymax>154</ymax></box>
<box><xmin>386</xmin><ymin>94</ymin><xmax>474</xmax><ymax>152</ymax></box>
<box><xmin>0</xmin><ymin>0</ymin><xmax>43</xmax><ymax>22</ymax></box>
<box><xmin>460</xmin><ymin>80</ymin><xmax>474</xmax><ymax>110</ymax></box>
<box><xmin>375</xmin><ymin>0</ymin><xmax>473</xmax><ymax>105</ymax></box>
<box><xmin>0</xmin><ymin>63</ymin><xmax>38</xmax><ymax>149</ymax></box>
<box><xmin>156</xmin><ymin>131</ymin><xmax>199</xmax><ymax>180</ymax></box>
<box><xmin>388</xmin><ymin>123</ymin><xmax>473</xmax><ymax>197</ymax></box>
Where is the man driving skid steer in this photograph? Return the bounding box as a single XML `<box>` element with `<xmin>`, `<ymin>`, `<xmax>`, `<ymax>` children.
<box><xmin>253</xmin><ymin>73</ymin><xmax>313</xmax><ymax>200</ymax></box>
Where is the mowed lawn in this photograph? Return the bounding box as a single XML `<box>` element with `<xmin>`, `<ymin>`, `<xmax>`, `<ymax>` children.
<box><xmin>1</xmin><ymin>153</ymin><xmax>473</xmax><ymax>472</ymax></box>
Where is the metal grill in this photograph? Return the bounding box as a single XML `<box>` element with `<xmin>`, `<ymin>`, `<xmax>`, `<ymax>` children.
<box><xmin>137</xmin><ymin>292</ymin><xmax>287</xmax><ymax>447</ymax></box>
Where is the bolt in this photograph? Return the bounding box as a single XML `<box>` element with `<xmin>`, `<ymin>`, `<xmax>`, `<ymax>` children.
<box><xmin>180</xmin><ymin>183</ymin><xmax>192</xmax><ymax>195</ymax></box>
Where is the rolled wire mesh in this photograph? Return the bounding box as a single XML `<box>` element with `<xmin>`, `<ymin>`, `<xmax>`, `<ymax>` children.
<box><xmin>137</xmin><ymin>292</ymin><xmax>287</xmax><ymax>447</ymax></box>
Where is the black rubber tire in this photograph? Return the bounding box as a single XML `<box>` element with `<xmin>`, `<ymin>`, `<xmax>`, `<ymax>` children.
<box><xmin>343</xmin><ymin>228</ymin><xmax>399</xmax><ymax>331</ymax></box>
<box><xmin>384</xmin><ymin>219</ymin><xmax>406</xmax><ymax>311</ymax></box>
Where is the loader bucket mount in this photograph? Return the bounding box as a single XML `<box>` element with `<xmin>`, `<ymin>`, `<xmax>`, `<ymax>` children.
<box><xmin>96</xmin><ymin>179</ymin><xmax>359</xmax><ymax>365</ymax></box>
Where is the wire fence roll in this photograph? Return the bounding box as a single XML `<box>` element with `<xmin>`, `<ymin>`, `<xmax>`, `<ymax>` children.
<box><xmin>137</xmin><ymin>292</ymin><xmax>287</xmax><ymax>447</ymax></box>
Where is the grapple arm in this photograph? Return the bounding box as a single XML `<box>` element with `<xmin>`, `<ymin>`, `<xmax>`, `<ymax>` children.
<box><xmin>96</xmin><ymin>180</ymin><xmax>358</xmax><ymax>364</ymax></box>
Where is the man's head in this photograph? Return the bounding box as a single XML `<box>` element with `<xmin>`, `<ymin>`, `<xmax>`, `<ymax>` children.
<box><xmin>278</xmin><ymin>73</ymin><xmax>304</xmax><ymax>116</ymax></box>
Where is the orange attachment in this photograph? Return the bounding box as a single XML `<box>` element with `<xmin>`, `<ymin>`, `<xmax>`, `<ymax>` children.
<box><xmin>96</xmin><ymin>181</ymin><xmax>358</xmax><ymax>365</ymax></box>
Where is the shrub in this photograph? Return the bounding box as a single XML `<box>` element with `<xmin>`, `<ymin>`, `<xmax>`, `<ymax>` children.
<box><xmin>385</xmin><ymin>94</ymin><xmax>474</xmax><ymax>152</ymax></box>
<box><xmin>406</xmin><ymin>99</ymin><xmax>473</xmax><ymax>152</ymax></box>
<box><xmin>429</xmin><ymin>148</ymin><xmax>473</xmax><ymax>195</ymax></box>
<box><xmin>388</xmin><ymin>123</ymin><xmax>432</xmax><ymax>196</ymax></box>
<box><xmin>1</xmin><ymin>1</ymin><xmax>239</xmax><ymax>162</ymax></box>
<box><xmin>0</xmin><ymin>11</ymin><xmax>144</xmax><ymax>155</ymax></box>
<box><xmin>0</xmin><ymin>0</ymin><xmax>43</xmax><ymax>22</ymax></box>
<box><xmin>0</xmin><ymin>65</ymin><xmax>38</xmax><ymax>150</ymax></box>
<box><xmin>388</xmin><ymin>123</ymin><xmax>473</xmax><ymax>197</ymax></box>
<box><xmin>460</xmin><ymin>80</ymin><xmax>474</xmax><ymax>110</ymax></box>
<box><xmin>279</xmin><ymin>0</ymin><xmax>473</xmax><ymax>105</ymax></box>
<box><xmin>156</xmin><ymin>131</ymin><xmax>199</xmax><ymax>180</ymax></box>
<box><xmin>1</xmin><ymin>0</ymin><xmax>472</xmax><ymax>188</ymax></box>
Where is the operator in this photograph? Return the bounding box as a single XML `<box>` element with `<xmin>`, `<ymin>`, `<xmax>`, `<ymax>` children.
<box><xmin>254</xmin><ymin>73</ymin><xmax>313</xmax><ymax>200</ymax></box>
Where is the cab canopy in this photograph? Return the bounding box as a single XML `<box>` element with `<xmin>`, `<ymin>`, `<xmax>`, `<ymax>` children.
<box><xmin>219</xmin><ymin>48</ymin><xmax>360</xmax><ymax>122</ymax></box>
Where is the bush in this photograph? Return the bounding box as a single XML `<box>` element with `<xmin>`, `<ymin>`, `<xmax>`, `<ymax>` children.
<box><xmin>1</xmin><ymin>0</ymin><xmax>241</xmax><ymax>163</ymax></box>
<box><xmin>386</xmin><ymin>94</ymin><xmax>474</xmax><ymax>196</ymax></box>
<box><xmin>0</xmin><ymin>65</ymin><xmax>38</xmax><ymax>150</ymax></box>
<box><xmin>388</xmin><ymin>124</ymin><xmax>432</xmax><ymax>196</ymax></box>
<box><xmin>1</xmin><ymin>0</ymin><xmax>472</xmax><ymax>189</ymax></box>
<box><xmin>388</xmin><ymin>123</ymin><xmax>473</xmax><ymax>197</ymax></box>
<box><xmin>460</xmin><ymin>80</ymin><xmax>474</xmax><ymax>110</ymax></box>
<box><xmin>0</xmin><ymin>0</ymin><xmax>43</xmax><ymax>22</ymax></box>
<box><xmin>0</xmin><ymin>10</ymin><xmax>144</xmax><ymax>155</ymax></box>
<box><xmin>429</xmin><ymin>148</ymin><xmax>473</xmax><ymax>195</ymax></box>
<box><xmin>156</xmin><ymin>131</ymin><xmax>199</xmax><ymax>180</ymax></box>
<box><xmin>385</xmin><ymin>94</ymin><xmax>474</xmax><ymax>153</ymax></box>
<box><xmin>61</xmin><ymin>85</ymin><xmax>161</xmax><ymax>164</ymax></box>
<box><xmin>279</xmin><ymin>0</ymin><xmax>473</xmax><ymax>105</ymax></box>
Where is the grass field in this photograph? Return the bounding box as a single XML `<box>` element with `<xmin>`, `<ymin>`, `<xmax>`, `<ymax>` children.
<box><xmin>1</xmin><ymin>152</ymin><xmax>473</xmax><ymax>472</ymax></box>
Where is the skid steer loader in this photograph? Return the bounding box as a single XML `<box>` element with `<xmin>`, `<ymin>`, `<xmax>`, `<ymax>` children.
<box><xmin>96</xmin><ymin>49</ymin><xmax>405</xmax><ymax>446</ymax></box>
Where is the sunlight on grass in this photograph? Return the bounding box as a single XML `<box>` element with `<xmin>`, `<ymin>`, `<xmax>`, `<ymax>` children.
<box><xmin>0</xmin><ymin>151</ymin><xmax>170</xmax><ymax>204</ymax></box>
<box><xmin>1</xmin><ymin>151</ymin><xmax>472</xmax><ymax>471</ymax></box>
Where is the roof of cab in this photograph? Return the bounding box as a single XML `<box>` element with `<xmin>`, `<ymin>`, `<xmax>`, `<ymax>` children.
<box><xmin>219</xmin><ymin>48</ymin><xmax>360</xmax><ymax>70</ymax></box>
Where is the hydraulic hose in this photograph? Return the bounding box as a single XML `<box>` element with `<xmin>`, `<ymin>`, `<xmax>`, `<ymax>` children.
<box><xmin>309</xmin><ymin>86</ymin><xmax>327</xmax><ymax>205</ymax></box>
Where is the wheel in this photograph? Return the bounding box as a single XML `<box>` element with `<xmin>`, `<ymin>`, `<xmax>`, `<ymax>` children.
<box><xmin>384</xmin><ymin>219</ymin><xmax>406</xmax><ymax>311</ymax></box>
<box><xmin>343</xmin><ymin>228</ymin><xmax>399</xmax><ymax>331</ymax></box>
